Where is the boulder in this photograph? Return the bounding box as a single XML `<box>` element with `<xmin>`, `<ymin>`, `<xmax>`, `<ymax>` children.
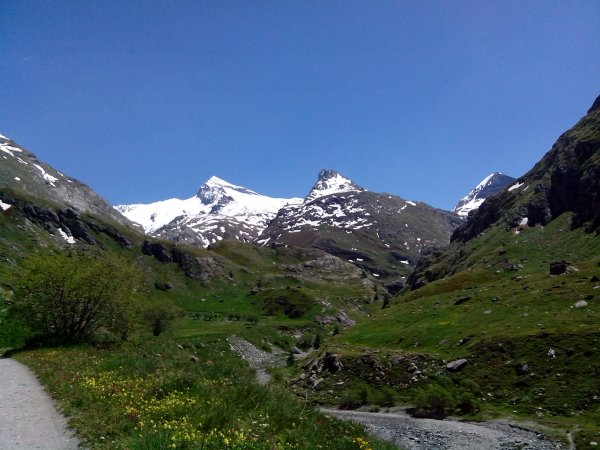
<box><xmin>446</xmin><ymin>358</ymin><xmax>468</xmax><ymax>372</ymax></box>
<box><xmin>454</xmin><ymin>296</ymin><xmax>471</xmax><ymax>305</ymax></box>
<box><xmin>549</xmin><ymin>260</ymin><xmax>569</xmax><ymax>275</ymax></box>
<box><xmin>516</xmin><ymin>363</ymin><xmax>529</xmax><ymax>376</ymax></box>
<box><xmin>322</xmin><ymin>352</ymin><xmax>343</xmax><ymax>372</ymax></box>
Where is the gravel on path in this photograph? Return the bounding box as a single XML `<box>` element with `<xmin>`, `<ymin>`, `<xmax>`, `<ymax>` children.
<box><xmin>0</xmin><ymin>357</ymin><xmax>80</xmax><ymax>450</ymax></box>
<box><xmin>322</xmin><ymin>408</ymin><xmax>564</xmax><ymax>450</ymax></box>
<box><xmin>228</xmin><ymin>336</ymin><xmax>285</xmax><ymax>385</ymax></box>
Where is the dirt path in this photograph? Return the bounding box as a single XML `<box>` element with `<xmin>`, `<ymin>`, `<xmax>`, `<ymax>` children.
<box><xmin>228</xmin><ymin>336</ymin><xmax>285</xmax><ymax>385</ymax></box>
<box><xmin>322</xmin><ymin>409</ymin><xmax>563</xmax><ymax>450</ymax></box>
<box><xmin>0</xmin><ymin>357</ymin><xmax>80</xmax><ymax>450</ymax></box>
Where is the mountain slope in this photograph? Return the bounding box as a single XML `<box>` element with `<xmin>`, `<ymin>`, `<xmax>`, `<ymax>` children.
<box><xmin>116</xmin><ymin>176</ymin><xmax>302</xmax><ymax>247</ymax></box>
<box><xmin>0</xmin><ymin>133</ymin><xmax>134</xmax><ymax>228</ymax></box>
<box><xmin>259</xmin><ymin>169</ymin><xmax>462</xmax><ymax>283</ymax></box>
<box><xmin>326</xmin><ymin>96</ymin><xmax>600</xmax><ymax>447</ymax></box>
<box><xmin>407</xmin><ymin>95</ymin><xmax>600</xmax><ymax>288</ymax></box>
<box><xmin>453</xmin><ymin>172</ymin><xmax>515</xmax><ymax>217</ymax></box>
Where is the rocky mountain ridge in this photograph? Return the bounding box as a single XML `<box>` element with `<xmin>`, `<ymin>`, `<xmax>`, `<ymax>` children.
<box><xmin>118</xmin><ymin>168</ymin><xmax>462</xmax><ymax>282</ymax></box>
<box><xmin>0</xmin><ymin>133</ymin><xmax>134</xmax><ymax>229</ymax></box>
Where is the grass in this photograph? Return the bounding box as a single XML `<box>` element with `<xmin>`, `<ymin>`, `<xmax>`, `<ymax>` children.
<box><xmin>12</xmin><ymin>334</ymin><xmax>396</xmax><ymax>450</ymax></box>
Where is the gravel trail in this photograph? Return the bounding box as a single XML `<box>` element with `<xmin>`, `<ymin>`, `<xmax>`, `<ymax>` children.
<box><xmin>0</xmin><ymin>357</ymin><xmax>80</xmax><ymax>450</ymax></box>
<box><xmin>322</xmin><ymin>408</ymin><xmax>563</xmax><ymax>450</ymax></box>
<box><xmin>228</xmin><ymin>336</ymin><xmax>285</xmax><ymax>385</ymax></box>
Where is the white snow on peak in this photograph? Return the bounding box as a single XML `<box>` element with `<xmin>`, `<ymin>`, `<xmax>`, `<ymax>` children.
<box><xmin>116</xmin><ymin>176</ymin><xmax>302</xmax><ymax>235</ymax></box>
<box><xmin>33</xmin><ymin>164</ymin><xmax>59</xmax><ymax>187</ymax></box>
<box><xmin>204</xmin><ymin>175</ymin><xmax>241</xmax><ymax>189</ymax></box>
<box><xmin>475</xmin><ymin>172</ymin><xmax>503</xmax><ymax>189</ymax></box>
<box><xmin>305</xmin><ymin>170</ymin><xmax>364</xmax><ymax>203</ymax></box>
<box><xmin>0</xmin><ymin>132</ymin><xmax>8</xmax><ymax>140</ymax></box>
<box><xmin>454</xmin><ymin>172</ymin><xmax>515</xmax><ymax>217</ymax></box>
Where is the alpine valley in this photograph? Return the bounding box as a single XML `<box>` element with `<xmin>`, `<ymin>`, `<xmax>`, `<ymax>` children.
<box><xmin>1</xmin><ymin>95</ymin><xmax>599</xmax><ymax>450</ymax></box>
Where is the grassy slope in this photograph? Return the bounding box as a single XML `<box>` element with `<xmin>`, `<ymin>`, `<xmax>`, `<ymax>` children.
<box><xmin>332</xmin><ymin>212</ymin><xmax>600</xmax><ymax>448</ymax></box>
<box><xmin>14</xmin><ymin>336</ymin><xmax>394</xmax><ymax>449</ymax></box>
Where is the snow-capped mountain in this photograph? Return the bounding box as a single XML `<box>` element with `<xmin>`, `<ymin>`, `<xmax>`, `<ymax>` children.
<box><xmin>305</xmin><ymin>169</ymin><xmax>364</xmax><ymax>202</ymax></box>
<box><xmin>116</xmin><ymin>176</ymin><xmax>302</xmax><ymax>247</ymax></box>
<box><xmin>258</xmin><ymin>170</ymin><xmax>462</xmax><ymax>282</ymax></box>
<box><xmin>0</xmin><ymin>132</ymin><xmax>134</xmax><ymax>228</ymax></box>
<box><xmin>453</xmin><ymin>172</ymin><xmax>516</xmax><ymax>217</ymax></box>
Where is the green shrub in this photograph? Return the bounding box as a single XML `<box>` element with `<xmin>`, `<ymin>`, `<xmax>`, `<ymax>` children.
<box><xmin>9</xmin><ymin>251</ymin><xmax>143</xmax><ymax>345</ymax></box>
<box><xmin>412</xmin><ymin>384</ymin><xmax>454</xmax><ymax>419</ymax></box>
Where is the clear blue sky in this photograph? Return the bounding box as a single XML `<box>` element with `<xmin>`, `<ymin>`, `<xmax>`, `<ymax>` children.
<box><xmin>1</xmin><ymin>1</ymin><xmax>599</xmax><ymax>210</ymax></box>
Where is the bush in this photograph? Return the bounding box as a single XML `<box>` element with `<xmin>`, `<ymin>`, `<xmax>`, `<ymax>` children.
<box><xmin>143</xmin><ymin>305</ymin><xmax>176</xmax><ymax>337</ymax></box>
<box><xmin>297</xmin><ymin>333</ymin><xmax>315</xmax><ymax>350</ymax></box>
<box><xmin>411</xmin><ymin>382</ymin><xmax>479</xmax><ymax>418</ymax></box>
<box><xmin>412</xmin><ymin>384</ymin><xmax>454</xmax><ymax>419</ymax></box>
<box><xmin>10</xmin><ymin>251</ymin><xmax>143</xmax><ymax>345</ymax></box>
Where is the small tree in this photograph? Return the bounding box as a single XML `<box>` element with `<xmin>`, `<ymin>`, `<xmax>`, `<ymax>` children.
<box><xmin>11</xmin><ymin>251</ymin><xmax>143</xmax><ymax>344</ymax></box>
<box><xmin>143</xmin><ymin>306</ymin><xmax>172</xmax><ymax>337</ymax></box>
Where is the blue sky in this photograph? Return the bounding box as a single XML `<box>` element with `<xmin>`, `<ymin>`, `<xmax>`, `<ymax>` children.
<box><xmin>1</xmin><ymin>1</ymin><xmax>599</xmax><ymax>210</ymax></box>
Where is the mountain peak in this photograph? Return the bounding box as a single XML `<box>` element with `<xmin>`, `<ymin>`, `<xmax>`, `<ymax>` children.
<box><xmin>196</xmin><ymin>176</ymin><xmax>257</xmax><ymax>206</ymax></box>
<box><xmin>305</xmin><ymin>169</ymin><xmax>364</xmax><ymax>202</ymax></box>
<box><xmin>454</xmin><ymin>172</ymin><xmax>515</xmax><ymax>217</ymax></box>
<box><xmin>588</xmin><ymin>95</ymin><xmax>600</xmax><ymax>114</ymax></box>
<box><xmin>204</xmin><ymin>175</ymin><xmax>237</xmax><ymax>188</ymax></box>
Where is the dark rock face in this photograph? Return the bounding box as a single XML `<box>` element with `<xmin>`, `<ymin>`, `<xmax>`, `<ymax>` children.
<box><xmin>142</xmin><ymin>241</ymin><xmax>173</xmax><ymax>263</ymax></box>
<box><xmin>17</xmin><ymin>202</ymin><xmax>134</xmax><ymax>247</ymax></box>
<box><xmin>384</xmin><ymin>280</ymin><xmax>405</xmax><ymax>295</ymax></box>
<box><xmin>21</xmin><ymin>204</ymin><xmax>96</xmax><ymax>244</ymax></box>
<box><xmin>171</xmin><ymin>247</ymin><xmax>222</xmax><ymax>281</ymax></box>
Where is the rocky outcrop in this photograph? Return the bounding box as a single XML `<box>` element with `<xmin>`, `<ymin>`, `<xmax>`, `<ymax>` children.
<box><xmin>140</xmin><ymin>240</ymin><xmax>223</xmax><ymax>282</ymax></box>
<box><xmin>17</xmin><ymin>202</ymin><xmax>134</xmax><ymax>247</ymax></box>
<box><xmin>142</xmin><ymin>241</ymin><xmax>173</xmax><ymax>263</ymax></box>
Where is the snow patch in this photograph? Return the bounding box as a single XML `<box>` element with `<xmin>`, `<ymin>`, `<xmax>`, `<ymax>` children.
<box><xmin>0</xmin><ymin>200</ymin><xmax>12</xmax><ymax>211</ymax></box>
<box><xmin>58</xmin><ymin>228</ymin><xmax>76</xmax><ymax>244</ymax></box>
<box><xmin>508</xmin><ymin>182</ymin><xmax>524</xmax><ymax>192</ymax></box>
<box><xmin>14</xmin><ymin>177</ymin><xmax>20</xmax><ymax>181</ymax></box>
<box><xmin>33</xmin><ymin>164</ymin><xmax>59</xmax><ymax>186</ymax></box>
<box><xmin>406</xmin><ymin>201</ymin><xmax>417</xmax><ymax>206</ymax></box>
<box><xmin>0</xmin><ymin>142</ymin><xmax>23</xmax><ymax>157</ymax></box>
